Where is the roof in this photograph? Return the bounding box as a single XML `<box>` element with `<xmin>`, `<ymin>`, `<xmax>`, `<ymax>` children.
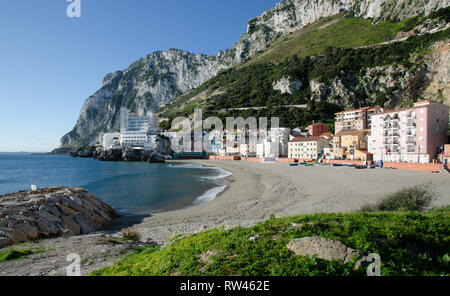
<box><xmin>335</xmin><ymin>130</ymin><xmax>370</xmax><ymax>136</ymax></box>
<box><xmin>355</xmin><ymin>149</ymin><xmax>372</xmax><ymax>155</ymax></box>
<box><xmin>319</xmin><ymin>132</ymin><xmax>333</xmax><ymax>138</ymax></box>
<box><xmin>289</xmin><ymin>136</ymin><xmax>321</xmax><ymax>143</ymax></box>
<box><xmin>335</xmin><ymin>107</ymin><xmax>370</xmax><ymax>115</ymax></box>
<box><xmin>335</xmin><ymin>106</ymin><xmax>399</xmax><ymax>115</ymax></box>
<box><xmin>370</xmin><ymin>100</ymin><xmax>444</xmax><ymax>116</ymax></box>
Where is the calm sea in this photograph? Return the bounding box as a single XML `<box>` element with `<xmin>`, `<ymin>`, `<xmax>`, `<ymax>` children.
<box><xmin>0</xmin><ymin>153</ymin><xmax>229</xmax><ymax>215</ymax></box>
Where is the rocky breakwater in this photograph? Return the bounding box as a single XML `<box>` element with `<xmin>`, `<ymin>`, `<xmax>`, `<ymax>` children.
<box><xmin>0</xmin><ymin>187</ymin><xmax>117</xmax><ymax>247</ymax></box>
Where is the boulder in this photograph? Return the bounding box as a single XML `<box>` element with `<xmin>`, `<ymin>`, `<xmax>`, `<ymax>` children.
<box><xmin>37</xmin><ymin>218</ymin><xmax>60</xmax><ymax>236</ymax></box>
<box><xmin>0</xmin><ymin>237</ymin><xmax>11</xmax><ymax>247</ymax></box>
<box><xmin>61</xmin><ymin>215</ymin><xmax>81</xmax><ymax>235</ymax></box>
<box><xmin>3</xmin><ymin>228</ymin><xmax>28</xmax><ymax>244</ymax></box>
<box><xmin>287</xmin><ymin>236</ymin><xmax>367</xmax><ymax>268</ymax></box>
<box><xmin>14</xmin><ymin>223</ymin><xmax>38</xmax><ymax>240</ymax></box>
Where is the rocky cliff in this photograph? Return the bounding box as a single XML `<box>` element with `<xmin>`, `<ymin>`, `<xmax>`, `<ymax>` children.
<box><xmin>61</xmin><ymin>0</ymin><xmax>448</xmax><ymax>147</ymax></box>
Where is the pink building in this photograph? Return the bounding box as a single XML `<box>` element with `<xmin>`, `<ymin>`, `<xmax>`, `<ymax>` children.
<box><xmin>368</xmin><ymin>100</ymin><xmax>449</xmax><ymax>163</ymax></box>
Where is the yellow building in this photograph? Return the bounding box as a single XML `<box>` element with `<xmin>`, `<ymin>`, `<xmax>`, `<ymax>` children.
<box><xmin>333</xmin><ymin>130</ymin><xmax>372</xmax><ymax>160</ymax></box>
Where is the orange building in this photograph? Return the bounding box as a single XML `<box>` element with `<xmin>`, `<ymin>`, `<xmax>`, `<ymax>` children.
<box><xmin>307</xmin><ymin>121</ymin><xmax>329</xmax><ymax>137</ymax></box>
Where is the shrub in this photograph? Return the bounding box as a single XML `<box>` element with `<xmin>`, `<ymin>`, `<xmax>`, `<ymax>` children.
<box><xmin>362</xmin><ymin>184</ymin><xmax>436</xmax><ymax>212</ymax></box>
<box><xmin>121</xmin><ymin>227</ymin><xmax>141</xmax><ymax>242</ymax></box>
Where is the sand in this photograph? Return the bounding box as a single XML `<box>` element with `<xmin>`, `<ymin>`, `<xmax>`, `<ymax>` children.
<box><xmin>136</xmin><ymin>160</ymin><xmax>450</xmax><ymax>244</ymax></box>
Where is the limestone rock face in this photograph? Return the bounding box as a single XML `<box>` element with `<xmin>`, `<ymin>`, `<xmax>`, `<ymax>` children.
<box><xmin>287</xmin><ymin>236</ymin><xmax>367</xmax><ymax>268</ymax></box>
<box><xmin>0</xmin><ymin>187</ymin><xmax>117</xmax><ymax>247</ymax></box>
<box><xmin>273</xmin><ymin>77</ymin><xmax>303</xmax><ymax>95</ymax></box>
<box><xmin>423</xmin><ymin>40</ymin><xmax>450</xmax><ymax>105</ymax></box>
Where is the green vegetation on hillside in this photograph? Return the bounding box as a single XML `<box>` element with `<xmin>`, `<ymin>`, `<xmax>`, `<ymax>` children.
<box><xmin>159</xmin><ymin>26</ymin><xmax>449</xmax><ymax>130</ymax></box>
<box><xmin>92</xmin><ymin>206</ymin><xmax>450</xmax><ymax>276</ymax></box>
<box><xmin>242</xmin><ymin>15</ymin><xmax>406</xmax><ymax>67</ymax></box>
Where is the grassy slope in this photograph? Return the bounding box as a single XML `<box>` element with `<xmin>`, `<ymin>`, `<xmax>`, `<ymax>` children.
<box><xmin>241</xmin><ymin>15</ymin><xmax>406</xmax><ymax>67</ymax></box>
<box><xmin>92</xmin><ymin>207</ymin><xmax>450</xmax><ymax>276</ymax></box>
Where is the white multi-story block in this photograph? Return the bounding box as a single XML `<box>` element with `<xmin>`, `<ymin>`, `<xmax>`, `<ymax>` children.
<box><xmin>103</xmin><ymin>132</ymin><xmax>121</xmax><ymax>149</ymax></box>
<box><xmin>119</xmin><ymin>107</ymin><xmax>160</xmax><ymax>148</ymax></box>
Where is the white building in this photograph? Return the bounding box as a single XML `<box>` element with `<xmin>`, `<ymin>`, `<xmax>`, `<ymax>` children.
<box><xmin>103</xmin><ymin>132</ymin><xmax>121</xmax><ymax>150</ymax></box>
<box><xmin>256</xmin><ymin>137</ymin><xmax>280</xmax><ymax>158</ymax></box>
<box><xmin>118</xmin><ymin>107</ymin><xmax>160</xmax><ymax>149</ymax></box>
<box><xmin>288</xmin><ymin>137</ymin><xmax>331</xmax><ymax>160</ymax></box>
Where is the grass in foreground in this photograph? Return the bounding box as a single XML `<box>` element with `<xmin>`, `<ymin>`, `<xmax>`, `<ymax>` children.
<box><xmin>92</xmin><ymin>207</ymin><xmax>450</xmax><ymax>276</ymax></box>
<box><xmin>0</xmin><ymin>248</ymin><xmax>44</xmax><ymax>263</ymax></box>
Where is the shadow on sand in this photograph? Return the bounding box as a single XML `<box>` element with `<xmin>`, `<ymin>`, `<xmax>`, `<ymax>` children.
<box><xmin>103</xmin><ymin>213</ymin><xmax>151</xmax><ymax>233</ymax></box>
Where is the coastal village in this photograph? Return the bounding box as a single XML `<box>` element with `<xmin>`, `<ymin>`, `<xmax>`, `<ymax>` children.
<box><xmin>103</xmin><ymin>99</ymin><xmax>450</xmax><ymax>173</ymax></box>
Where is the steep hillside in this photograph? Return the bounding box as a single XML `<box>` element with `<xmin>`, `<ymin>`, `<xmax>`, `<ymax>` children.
<box><xmin>61</xmin><ymin>0</ymin><xmax>449</xmax><ymax>147</ymax></box>
<box><xmin>158</xmin><ymin>10</ymin><xmax>450</xmax><ymax>131</ymax></box>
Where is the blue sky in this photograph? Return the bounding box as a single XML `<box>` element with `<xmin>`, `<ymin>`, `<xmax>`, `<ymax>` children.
<box><xmin>0</xmin><ymin>0</ymin><xmax>279</xmax><ymax>152</ymax></box>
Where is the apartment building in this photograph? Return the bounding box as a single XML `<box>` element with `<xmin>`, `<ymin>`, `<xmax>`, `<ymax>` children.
<box><xmin>307</xmin><ymin>121</ymin><xmax>328</xmax><ymax>137</ymax></box>
<box><xmin>288</xmin><ymin>137</ymin><xmax>330</xmax><ymax>160</ymax></box>
<box><xmin>119</xmin><ymin>107</ymin><xmax>160</xmax><ymax>149</ymax></box>
<box><xmin>335</xmin><ymin>107</ymin><xmax>391</xmax><ymax>134</ymax></box>
<box><xmin>333</xmin><ymin>130</ymin><xmax>371</xmax><ymax>161</ymax></box>
<box><xmin>368</xmin><ymin>100</ymin><xmax>449</xmax><ymax>163</ymax></box>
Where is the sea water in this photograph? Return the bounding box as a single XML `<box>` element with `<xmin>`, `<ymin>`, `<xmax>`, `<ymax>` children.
<box><xmin>0</xmin><ymin>153</ymin><xmax>229</xmax><ymax>215</ymax></box>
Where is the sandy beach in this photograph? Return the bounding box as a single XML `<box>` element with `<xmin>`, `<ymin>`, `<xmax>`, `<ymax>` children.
<box><xmin>136</xmin><ymin>160</ymin><xmax>450</xmax><ymax>244</ymax></box>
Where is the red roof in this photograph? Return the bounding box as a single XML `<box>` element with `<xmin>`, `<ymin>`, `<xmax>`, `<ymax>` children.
<box><xmin>320</xmin><ymin>132</ymin><xmax>333</xmax><ymax>138</ymax></box>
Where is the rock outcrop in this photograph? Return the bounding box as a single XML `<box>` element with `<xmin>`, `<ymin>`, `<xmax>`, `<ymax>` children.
<box><xmin>287</xmin><ymin>236</ymin><xmax>367</xmax><ymax>268</ymax></box>
<box><xmin>0</xmin><ymin>187</ymin><xmax>117</xmax><ymax>247</ymax></box>
<box><xmin>61</xmin><ymin>0</ymin><xmax>448</xmax><ymax>148</ymax></box>
<box><xmin>423</xmin><ymin>40</ymin><xmax>450</xmax><ymax>105</ymax></box>
<box><xmin>273</xmin><ymin>76</ymin><xmax>303</xmax><ymax>95</ymax></box>
<box><xmin>71</xmin><ymin>135</ymin><xmax>173</xmax><ymax>162</ymax></box>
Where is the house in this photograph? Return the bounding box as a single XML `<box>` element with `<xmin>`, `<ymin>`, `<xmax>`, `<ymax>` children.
<box><xmin>368</xmin><ymin>100</ymin><xmax>449</xmax><ymax>163</ymax></box>
<box><xmin>333</xmin><ymin>130</ymin><xmax>370</xmax><ymax>160</ymax></box>
<box><xmin>288</xmin><ymin>137</ymin><xmax>331</xmax><ymax>160</ymax></box>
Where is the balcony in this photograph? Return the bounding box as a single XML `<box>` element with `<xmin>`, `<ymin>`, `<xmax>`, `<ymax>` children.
<box><xmin>407</xmin><ymin>112</ymin><xmax>416</xmax><ymax>119</ymax></box>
